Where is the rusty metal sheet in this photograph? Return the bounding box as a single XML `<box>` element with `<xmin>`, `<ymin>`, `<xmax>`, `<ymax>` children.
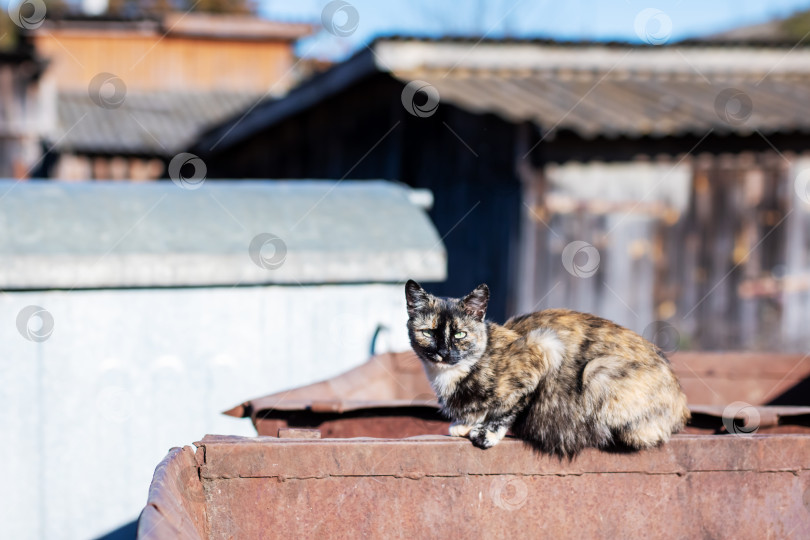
<box><xmin>196</xmin><ymin>434</ymin><xmax>810</xmax><ymax>479</ymax></box>
<box><xmin>225</xmin><ymin>351</ymin><xmax>810</xmax><ymax>438</ymax></box>
<box><xmin>137</xmin><ymin>446</ymin><xmax>207</xmax><ymax>540</ymax></box>
<box><xmin>255</xmin><ymin>414</ymin><xmax>449</xmax><ymax>438</ymax></box>
<box><xmin>671</xmin><ymin>352</ymin><xmax>810</xmax><ymax>406</ymax></box>
<box><xmin>189</xmin><ymin>434</ymin><xmax>810</xmax><ymax>539</ymax></box>
<box><xmin>223</xmin><ymin>351</ymin><xmax>432</xmax><ymax>418</ymax></box>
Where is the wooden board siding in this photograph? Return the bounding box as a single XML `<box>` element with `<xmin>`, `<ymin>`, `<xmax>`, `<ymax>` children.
<box><xmin>520</xmin><ymin>151</ymin><xmax>810</xmax><ymax>352</ymax></box>
<box><xmin>32</xmin><ymin>33</ymin><xmax>296</xmax><ymax>93</ymax></box>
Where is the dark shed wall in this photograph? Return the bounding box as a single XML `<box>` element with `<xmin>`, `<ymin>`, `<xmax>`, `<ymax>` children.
<box><xmin>204</xmin><ymin>74</ymin><xmax>522</xmax><ymax>322</ymax></box>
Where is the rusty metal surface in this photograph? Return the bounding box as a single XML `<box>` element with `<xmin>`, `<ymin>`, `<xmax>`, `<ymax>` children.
<box><xmin>223</xmin><ymin>351</ymin><xmax>433</xmax><ymax>418</ymax></box>
<box><xmin>227</xmin><ymin>351</ymin><xmax>810</xmax><ymax>438</ymax></box>
<box><xmin>186</xmin><ymin>434</ymin><xmax>810</xmax><ymax>539</ymax></box>
<box><xmin>687</xmin><ymin>405</ymin><xmax>810</xmax><ymax>435</ymax></box>
<box><xmin>671</xmin><ymin>352</ymin><xmax>810</xmax><ymax>406</ymax></box>
<box><xmin>137</xmin><ymin>446</ymin><xmax>207</xmax><ymax>540</ymax></box>
<box><xmin>256</xmin><ymin>413</ymin><xmax>450</xmax><ymax>439</ymax></box>
<box><xmin>277</xmin><ymin>428</ymin><xmax>322</xmax><ymax>439</ymax></box>
<box><xmin>138</xmin><ymin>351</ymin><xmax>810</xmax><ymax>539</ymax></box>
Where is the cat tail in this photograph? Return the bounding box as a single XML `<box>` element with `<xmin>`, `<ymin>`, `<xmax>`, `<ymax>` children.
<box><xmin>526</xmin><ymin>328</ymin><xmax>566</xmax><ymax>372</ymax></box>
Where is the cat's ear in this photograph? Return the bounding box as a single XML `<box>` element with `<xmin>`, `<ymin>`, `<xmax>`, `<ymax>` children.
<box><xmin>462</xmin><ymin>284</ymin><xmax>489</xmax><ymax>321</ymax></box>
<box><xmin>405</xmin><ymin>280</ymin><xmax>430</xmax><ymax>316</ymax></box>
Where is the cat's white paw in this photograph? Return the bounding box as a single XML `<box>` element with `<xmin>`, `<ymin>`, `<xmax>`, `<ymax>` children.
<box><xmin>485</xmin><ymin>428</ymin><xmax>507</xmax><ymax>447</ymax></box>
<box><xmin>470</xmin><ymin>426</ymin><xmax>508</xmax><ymax>449</ymax></box>
<box><xmin>449</xmin><ymin>422</ymin><xmax>473</xmax><ymax>437</ymax></box>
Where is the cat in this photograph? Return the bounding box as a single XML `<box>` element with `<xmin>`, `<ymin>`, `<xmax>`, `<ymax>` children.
<box><xmin>405</xmin><ymin>280</ymin><xmax>690</xmax><ymax>457</ymax></box>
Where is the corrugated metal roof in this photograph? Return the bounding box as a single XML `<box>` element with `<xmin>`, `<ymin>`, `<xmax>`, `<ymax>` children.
<box><xmin>55</xmin><ymin>91</ymin><xmax>261</xmax><ymax>156</ymax></box>
<box><xmin>0</xmin><ymin>179</ymin><xmax>446</xmax><ymax>288</ymax></box>
<box><xmin>379</xmin><ymin>40</ymin><xmax>810</xmax><ymax>139</ymax></box>
<box><xmin>195</xmin><ymin>38</ymin><xmax>810</xmax><ymax>151</ymax></box>
<box><xmin>395</xmin><ymin>70</ymin><xmax>810</xmax><ymax>138</ymax></box>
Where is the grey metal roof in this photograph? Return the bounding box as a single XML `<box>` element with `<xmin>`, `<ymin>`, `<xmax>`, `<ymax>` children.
<box><xmin>0</xmin><ymin>179</ymin><xmax>446</xmax><ymax>289</ymax></box>
<box><xmin>55</xmin><ymin>91</ymin><xmax>262</xmax><ymax>156</ymax></box>
<box><xmin>195</xmin><ymin>38</ymin><xmax>810</xmax><ymax>151</ymax></box>
<box><xmin>397</xmin><ymin>69</ymin><xmax>810</xmax><ymax>139</ymax></box>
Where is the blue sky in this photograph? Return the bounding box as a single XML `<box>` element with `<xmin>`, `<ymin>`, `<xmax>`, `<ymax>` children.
<box><xmin>257</xmin><ymin>0</ymin><xmax>810</xmax><ymax>58</ymax></box>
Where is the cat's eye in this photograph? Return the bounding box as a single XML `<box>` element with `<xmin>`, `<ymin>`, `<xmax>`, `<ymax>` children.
<box><xmin>421</xmin><ymin>330</ymin><xmax>433</xmax><ymax>338</ymax></box>
<box><xmin>454</xmin><ymin>331</ymin><xmax>467</xmax><ymax>339</ymax></box>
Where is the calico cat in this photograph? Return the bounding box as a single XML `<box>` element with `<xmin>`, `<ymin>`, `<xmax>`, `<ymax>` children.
<box><xmin>405</xmin><ymin>280</ymin><xmax>690</xmax><ymax>457</ymax></box>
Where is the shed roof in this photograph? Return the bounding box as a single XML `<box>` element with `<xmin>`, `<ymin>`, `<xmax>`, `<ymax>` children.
<box><xmin>195</xmin><ymin>37</ymin><xmax>810</xmax><ymax>152</ymax></box>
<box><xmin>0</xmin><ymin>179</ymin><xmax>445</xmax><ymax>289</ymax></box>
<box><xmin>33</xmin><ymin>13</ymin><xmax>314</xmax><ymax>41</ymax></box>
<box><xmin>54</xmin><ymin>91</ymin><xmax>261</xmax><ymax>157</ymax></box>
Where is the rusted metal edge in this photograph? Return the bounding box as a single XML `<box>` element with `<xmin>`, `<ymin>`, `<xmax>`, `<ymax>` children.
<box><xmin>137</xmin><ymin>446</ymin><xmax>207</xmax><ymax>540</ymax></box>
<box><xmin>194</xmin><ymin>433</ymin><xmax>810</xmax><ymax>481</ymax></box>
<box><xmin>227</xmin><ymin>399</ymin><xmax>440</xmax><ymax>418</ymax></box>
<box><xmin>690</xmin><ymin>405</ymin><xmax>810</xmax><ymax>429</ymax></box>
<box><xmin>230</xmin><ymin>400</ymin><xmax>810</xmax><ymax>426</ymax></box>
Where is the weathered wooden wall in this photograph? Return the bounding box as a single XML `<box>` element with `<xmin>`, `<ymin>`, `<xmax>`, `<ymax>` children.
<box><xmin>520</xmin><ymin>150</ymin><xmax>810</xmax><ymax>352</ymax></box>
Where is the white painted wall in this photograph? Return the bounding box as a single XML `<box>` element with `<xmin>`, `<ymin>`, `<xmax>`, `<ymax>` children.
<box><xmin>0</xmin><ymin>283</ymin><xmax>412</xmax><ymax>540</ymax></box>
